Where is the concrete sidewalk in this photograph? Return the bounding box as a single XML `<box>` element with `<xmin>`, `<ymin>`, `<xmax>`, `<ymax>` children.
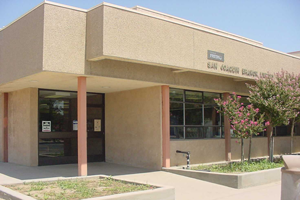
<box><xmin>0</xmin><ymin>162</ymin><xmax>280</xmax><ymax>200</ymax></box>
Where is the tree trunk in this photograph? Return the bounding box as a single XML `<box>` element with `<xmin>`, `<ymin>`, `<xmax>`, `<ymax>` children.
<box><xmin>241</xmin><ymin>138</ymin><xmax>244</xmax><ymax>163</ymax></box>
<box><xmin>248</xmin><ymin>135</ymin><xmax>252</xmax><ymax>162</ymax></box>
<box><xmin>270</xmin><ymin>136</ymin><xmax>274</xmax><ymax>162</ymax></box>
<box><xmin>267</xmin><ymin>125</ymin><xmax>274</xmax><ymax>162</ymax></box>
<box><xmin>291</xmin><ymin>118</ymin><xmax>295</xmax><ymax>154</ymax></box>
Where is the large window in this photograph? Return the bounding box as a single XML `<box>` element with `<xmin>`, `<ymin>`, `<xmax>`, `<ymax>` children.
<box><xmin>38</xmin><ymin>89</ymin><xmax>105</xmax><ymax>165</ymax></box>
<box><xmin>170</xmin><ymin>89</ymin><xmax>297</xmax><ymax>139</ymax></box>
<box><xmin>170</xmin><ymin>88</ymin><xmax>223</xmax><ymax>139</ymax></box>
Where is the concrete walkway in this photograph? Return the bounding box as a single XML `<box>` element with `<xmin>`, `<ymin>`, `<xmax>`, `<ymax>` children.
<box><xmin>0</xmin><ymin>162</ymin><xmax>280</xmax><ymax>200</ymax></box>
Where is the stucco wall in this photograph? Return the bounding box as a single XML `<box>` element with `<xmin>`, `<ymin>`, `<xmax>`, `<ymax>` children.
<box><xmin>274</xmin><ymin>137</ymin><xmax>291</xmax><ymax>155</ymax></box>
<box><xmin>171</xmin><ymin>137</ymin><xmax>296</xmax><ymax>166</ymax></box>
<box><xmin>88</xmin><ymin>60</ymin><xmax>251</xmax><ymax>95</ymax></box>
<box><xmin>232</xmin><ymin>137</ymin><xmax>292</xmax><ymax>161</ymax></box>
<box><xmin>102</xmin><ymin>6</ymin><xmax>194</xmax><ymax>69</ymax></box>
<box><xmin>0</xmin><ymin>5</ymin><xmax>44</xmax><ymax>85</ymax></box>
<box><xmin>170</xmin><ymin>139</ymin><xmax>225</xmax><ymax>166</ymax></box>
<box><xmin>86</xmin><ymin>6</ymin><xmax>104</xmax><ymax>60</ymax></box>
<box><xmin>87</xmin><ymin>5</ymin><xmax>300</xmax><ymax>79</ymax></box>
<box><xmin>8</xmin><ymin>88</ymin><xmax>38</xmax><ymax>166</ymax></box>
<box><xmin>0</xmin><ymin>94</ymin><xmax>3</xmax><ymax>162</ymax></box>
<box><xmin>293</xmin><ymin>136</ymin><xmax>300</xmax><ymax>153</ymax></box>
<box><xmin>231</xmin><ymin>138</ymin><xmax>268</xmax><ymax>160</ymax></box>
<box><xmin>105</xmin><ymin>86</ymin><xmax>162</xmax><ymax>170</ymax></box>
<box><xmin>43</xmin><ymin>4</ymin><xmax>86</xmax><ymax>74</ymax></box>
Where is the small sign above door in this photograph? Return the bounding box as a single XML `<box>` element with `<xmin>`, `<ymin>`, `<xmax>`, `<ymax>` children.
<box><xmin>207</xmin><ymin>50</ymin><xmax>224</xmax><ymax>62</ymax></box>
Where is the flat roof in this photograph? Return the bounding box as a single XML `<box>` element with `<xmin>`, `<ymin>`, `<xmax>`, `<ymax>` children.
<box><xmin>0</xmin><ymin>1</ymin><xmax>299</xmax><ymax>60</ymax></box>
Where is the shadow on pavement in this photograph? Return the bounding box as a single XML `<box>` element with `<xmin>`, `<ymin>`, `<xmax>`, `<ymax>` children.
<box><xmin>0</xmin><ymin>162</ymin><xmax>155</xmax><ymax>183</ymax></box>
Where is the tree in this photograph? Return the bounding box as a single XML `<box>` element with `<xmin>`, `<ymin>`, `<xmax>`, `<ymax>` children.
<box><xmin>246</xmin><ymin>70</ymin><xmax>300</xmax><ymax>162</ymax></box>
<box><xmin>276</xmin><ymin>71</ymin><xmax>300</xmax><ymax>154</ymax></box>
<box><xmin>215</xmin><ymin>93</ymin><xmax>267</xmax><ymax>162</ymax></box>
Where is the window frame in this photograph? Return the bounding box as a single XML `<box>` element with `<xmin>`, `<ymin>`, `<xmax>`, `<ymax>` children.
<box><xmin>170</xmin><ymin>88</ymin><xmax>223</xmax><ymax>140</ymax></box>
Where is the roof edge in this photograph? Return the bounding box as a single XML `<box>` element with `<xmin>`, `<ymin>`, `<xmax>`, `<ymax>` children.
<box><xmin>288</xmin><ymin>51</ymin><xmax>300</xmax><ymax>54</ymax></box>
<box><xmin>0</xmin><ymin>1</ymin><xmax>44</xmax><ymax>32</ymax></box>
<box><xmin>0</xmin><ymin>1</ymin><xmax>86</xmax><ymax>33</ymax></box>
<box><xmin>44</xmin><ymin>1</ymin><xmax>87</xmax><ymax>12</ymax></box>
<box><xmin>132</xmin><ymin>5</ymin><xmax>263</xmax><ymax>46</ymax></box>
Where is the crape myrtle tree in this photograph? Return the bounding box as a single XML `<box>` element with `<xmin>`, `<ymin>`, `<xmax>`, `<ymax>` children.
<box><xmin>214</xmin><ymin>93</ymin><xmax>267</xmax><ymax>163</ymax></box>
<box><xmin>246</xmin><ymin>70</ymin><xmax>300</xmax><ymax>162</ymax></box>
<box><xmin>290</xmin><ymin>115</ymin><xmax>300</xmax><ymax>154</ymax></box>
<box><xmin>276</xmin><ymin>71</ymin><xmax>300</xmax><ymax>154</ymax></box>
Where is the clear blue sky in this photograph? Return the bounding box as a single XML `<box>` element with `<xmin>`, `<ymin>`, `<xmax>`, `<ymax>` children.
<box><xmin>0</xmin><ymin>0</ymin><xmax>299</xmax><ymax>53</ymax></box>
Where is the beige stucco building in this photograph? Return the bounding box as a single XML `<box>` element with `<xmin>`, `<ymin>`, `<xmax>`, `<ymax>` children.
<box><xmin>0</xmin><ymin>1</ymin><xmax>300</xmax><ymax>173</ymax></box>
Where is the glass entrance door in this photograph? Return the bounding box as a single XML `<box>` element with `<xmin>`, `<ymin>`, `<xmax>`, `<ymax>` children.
<box><xmin>38</xmin><ymin>90</ymin><xmax>105</xmax><ymax>166</ymax></box>
<box><xmin>86</xmin><ymin>93</ymin><xmax>105</xmax><ymax>162</ymax></box>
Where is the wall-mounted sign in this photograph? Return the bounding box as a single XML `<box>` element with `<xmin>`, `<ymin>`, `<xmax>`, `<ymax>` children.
<box><xmin>207</xmin><ymin>62</ymin><xmax>218</xmax><ymax>70</ymax></box>
<box><xmin>220</xmin><ymin>64</ymin><xmax>239</xmax><ymax>74</ymax></box>
<box><xmin>207</xmin><ymin>61</ymin><xmax>273</xmax><ymax>78</ymax></box>
<box><xmin>42</xmin><ymin>121</ymin><xmax>51</xmax><ymax>132</ymax></box>
<box><xmin>94</xmin><ymin>119</ymin><xmax>101</xmax><ymax>132</ymax></box>
<box><xmin>73</xmin><ymin>120</ymin><xmax>78</xmax><ymax>131</ymax></box>
<box><xmin>207</xmin><ymin>50</ymin><xmax>224</xmax><ymax>62</ymax></box>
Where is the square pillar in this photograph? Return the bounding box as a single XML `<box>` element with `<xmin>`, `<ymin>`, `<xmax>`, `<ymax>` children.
<box><xmin>223</xmin><ymin>93</ymin><xmax>231</xmax><ymax>161</ymax></box>
<box><xmin>3</xmin><ymin>93</ymin><xmax>8</xmax><ymax>162</ymax></box>
<box><xmin>162</xmin><ymin>85</ymin><xmax>170</xmax><ymax>168</ymax></box>
<box><xmin>78</xmin><ymin>77</ymin><xmax>87</xmax><ymax>176</ymax></box>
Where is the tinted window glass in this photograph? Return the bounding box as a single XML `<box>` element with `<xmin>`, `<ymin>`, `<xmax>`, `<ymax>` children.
<box><xmin>39</xmin><ymin>139</ymin><xmax>66</xmax><ymax>157</ymax></box>
<box><xmin>295</xmin><ymin>123</ymin><xmax>300</xmax><ymax>136</ymax></box>
<box><xmin>170</xmin><ymin>88</ymin><xmax>184</xmax><ymax>102</ymax></box>
<box><xmin>185</xmin><ymin>127</ymin><xmax>204</xmax><ymax>139</ymax></box>
<box><xmin>185</xmin><ymin>104</ymin><xmax>202</xmax><ymax>125</ymax></box>
<box><xmin>240</xmin><ymin>96</ymin><xmax>250</xmax><ymax>105</ymax></box>
<box><xmin>185</xmin><ymin>91</ymin><xmax>202</xmax><ymax>103</ymax></box>
<box><xmin>170</xmin><ymin>103</ymin><xmax>183</xmax><ymax>125</ymax></box>
<box><xmin>204</xmin><ymin>105</ymin><xmax>220</xmax><ymax>126</ymax></box>
<box><xmin>170</xmin><ymin>127</ymin><xmax>184</xmax><ymax>139</ymax></box>
<box><xmin>276</xmin><ymin>126</ymin><xmax>290</xmax><ymax>136</ymax></box>
<box><xmin>203</xmin><ymin>127</ymin><xmax>222</xmax><ymax>138</ymax></box>
<box><xmin>39</xmin><ymin>90</ymin><xmax>77</xmax><ymax>132</ymax></box>
<box><xmin>203</xmin><ymin>92</ymin><xmax>220</xmax><ymax>104</ymax></box>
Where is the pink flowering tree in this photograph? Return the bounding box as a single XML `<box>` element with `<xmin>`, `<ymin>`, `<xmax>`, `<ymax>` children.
<box><xmin>276</xmin><ymin>71</ymin><xmax>300</xmax><ymax>153</ymax></box>
<box><xmin>246</xmin><ymin>70</ymin><xmax>300</xmax><ymax>162</ymax></box>
<box><xmin>215</xmin><ymin>94</ymin><xmax>267</xmax><ymax>162</ymax></box>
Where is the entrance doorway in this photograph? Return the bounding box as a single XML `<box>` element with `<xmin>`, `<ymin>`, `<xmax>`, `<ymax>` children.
<box><xmin>38</xmin><ymin>89</ymin><xmax>105</xmax><ymax>165</ymax></box>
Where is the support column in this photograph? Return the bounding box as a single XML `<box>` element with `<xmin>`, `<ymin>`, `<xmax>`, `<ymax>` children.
<box><xmin>223</xmin><ymin>93</ymin><xmax>231</xmax><ymax>161</ymax></box>
<box><xmin>162</xmin><ymin>86</ymin><xmax>170</xmax><ymax>168</ymax></box>
<box><xmin>3</xmin><ymin>93</ymin><xmax>8</xmax><ymax>162</ymax></box>
<box><xmin>78</xmin><ymin>77</ymin><xmax>87</xmax><ymax>176</ymax></box>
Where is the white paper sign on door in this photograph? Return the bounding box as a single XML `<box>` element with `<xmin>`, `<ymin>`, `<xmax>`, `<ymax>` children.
<box><xmin>42</xmin><ymin>121</ymin><xmax>51</xmax><ymax>132</ymax></box>
<box><xmin>94</xmin><ymin>119</ymin><xmax>101</xmax><ymax>132</ymax></box>
<box><xmin>73</xmin><ymin>120</ymin><xmax>78</xmax><ymax>131</ymax></box>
